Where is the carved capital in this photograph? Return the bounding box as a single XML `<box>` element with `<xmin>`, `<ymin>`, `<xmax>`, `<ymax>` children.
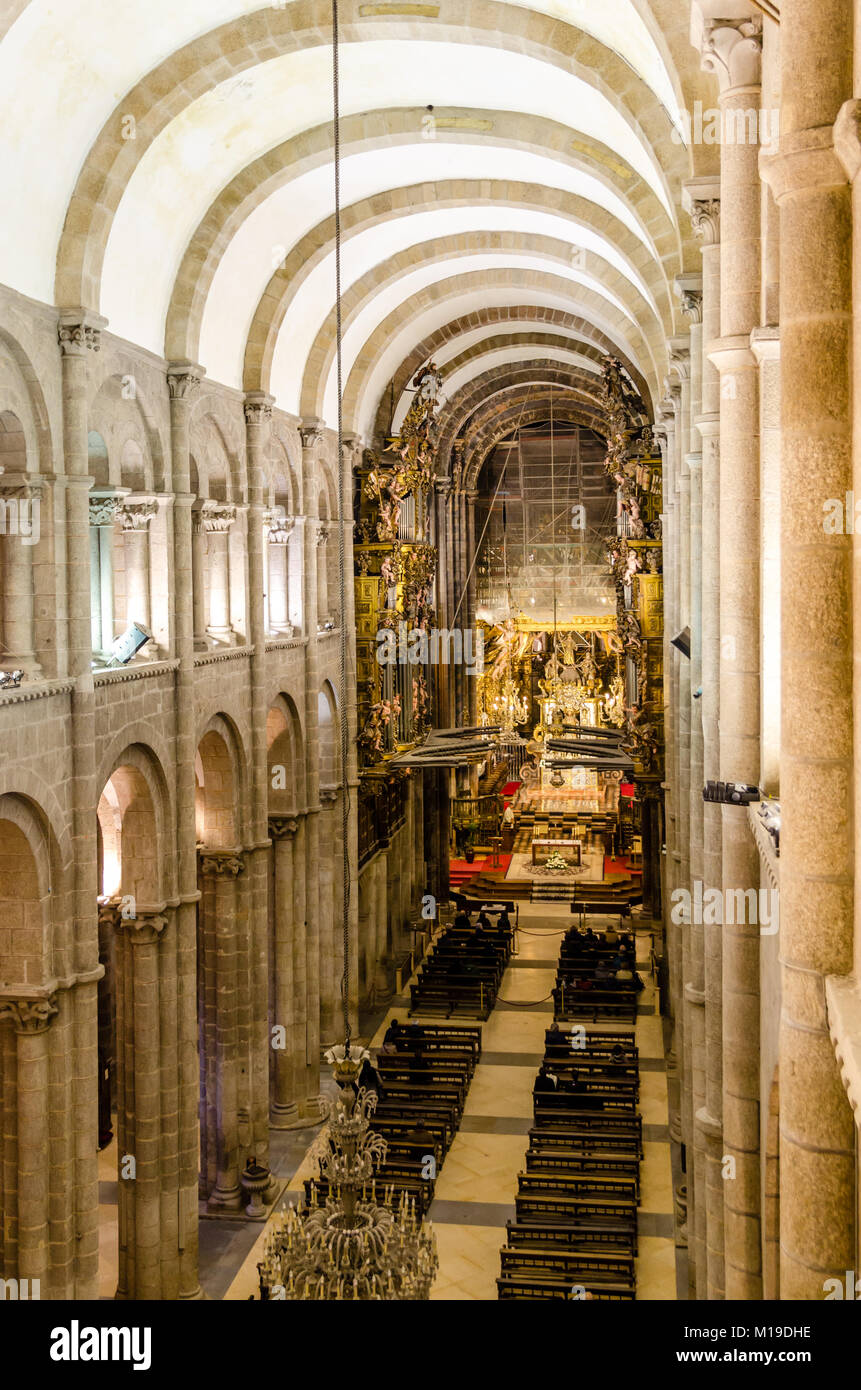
<box><xmin>268</xmin><ymin>816</ymin><xmax>299</xmax><ymax>840</ymax></box>
<box><xmin>700</xmin><ymin>16</ymin><xmax>763</xmax><ymax>93</ymax></box>
<box><xmin>167</xmin><ymin>362</ymin><xmax>205</xmax><ymax>401</ymax></box>
<box><xmin>194</xmin><ymin>500</ymin><xmax>236</xmax><ymax>534</ymax></box>
<box><xmin>0</xmin><ymin>995</ymin><xmax>59</xmax><ymax>1033</ymax></box>
<box><xmin>244</xmin><ymin>393</ymin><xmax>274</xmax><ymax>428</ymax></box>
<box><xmin>675</xmin><ymin>276</ymin><xmax>704</xmax><ymax>324</ymax></box>
<box><xmin>120</xmin><ymin>496</ymin><xmax>158</xmax><ymax>531</ymax></box>
<box><xmin>58</xmin><ymin>312</ymin><xmax>104</xmax><ymax>357</ymax></box>
<box><xmin>264</xmin><ymin>509</ymin><xmax>295</xmax><ymax>544</ymax></box>
<box><xmin>88</xmin><ymin>489</ymin><xmax>127</xmax><ymax>527</ymax></box>
<box><xmin>0</xmin><ymin>472</ymin><xmax>44</xmax><ymax>501</ymax></box>
<box><xmin>299</xmin><ymin>419</ymin><xmax>325</xmax><ymax>452</ymax></box>
<box><xmin>690</xmin><ymin>198</ymin><xmax>721</xmax><ymax>246</ymax></box>
<box><xmin>116</xmin><ymin>912</ymin><xmax>168</xmax><ymax>945</ymax></box>
<box><xmin>668</xmin><ymin>340</ymin><xmax>691</xmax><ymax>381</ymax></box>
<box><xmin>199</xmin><ymin>850</ymin><xmax>245</xmax><ymax>878</ymax></box>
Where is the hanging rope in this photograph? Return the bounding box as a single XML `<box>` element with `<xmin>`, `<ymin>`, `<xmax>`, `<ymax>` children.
<box><xmin>332</xmin><ymin>0</ymin><xmax>353</xmax><ymax>1045</ymax></box>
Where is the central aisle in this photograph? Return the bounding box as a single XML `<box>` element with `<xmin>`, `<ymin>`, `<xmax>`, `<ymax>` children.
<box><xmin>410</xmin><ymin>902</ymin><xmax>678</xmax><ymax>1300</ymax></box>
<box><xmin>222</xmin><ymin>901</ymin><xmax>677</xmax><ymax>1301</ymax></box>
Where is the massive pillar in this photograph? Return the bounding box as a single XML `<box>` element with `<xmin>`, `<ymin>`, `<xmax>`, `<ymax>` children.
<box><xmin>57</xmin><ymin>312</ymin><xmax>105</xmax><ymax>1300</ymax></box>
<box><xmin>166</xmin><ymin>362</ymin><xmax>205</xmax><ymax>1297</ymax></box>
<box><xmin>0</xmin><ymin>995</ymin><xmax>58</xmax><ymax>1291</ymax></box>
<box><xmin>198</xmin><ymin>852</ymin><xmax>245</xmax><ymax>1212</ymax></box>
<box><xmin>684</xmin><ymin>181</ymin><xmax>724</xmax><ymax>1300</ymax></box>
<box><xmin>678</xmin><ymin>275</ymin><xmax>707</xmax><ymax>1297</ymax></box>
<box><xmin>762</xmin><ymin>0</ymin><xmax>855</xmax><ymax>1299</ymax></box>
<box><xmin>244</xmin><ymin>394</ymin><xmax>275</xmax><ymax>1192</ymax></box>
<box><xmin>268</xmin><ymin>815</ymin><xmax>299</xmax><ymax>1128</ymax></box>
<box><xmin>703</xmin><ymin>14</ymin><xmax>764</xmax><ymax>1300</ymax></box>
<box><xmin>299</xmin><ymin>422</ymin><xmax>324</xmax><ymax>1112</ymax></box>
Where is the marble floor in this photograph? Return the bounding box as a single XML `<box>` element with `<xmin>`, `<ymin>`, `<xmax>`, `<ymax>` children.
<box><xmin>221</xmin><ymin>901</ymin><xmax>678</xmax><ymax>1301</ymax></box>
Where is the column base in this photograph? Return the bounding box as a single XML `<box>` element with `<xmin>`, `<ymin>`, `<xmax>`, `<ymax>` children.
<box><xmin>300</xmin><ymin>1096</ymin><xmax>325</xmax><ymax>1125</ymax></box>
<box><xmin>207</xmin><ymin>1184</ymin><xmax>243</xmax><ymax>1213</ymax></box>
<box><xmin>269</xmin><ymin>1101</ymin><xmax>301</xmax><ymax>1129</ymax></box>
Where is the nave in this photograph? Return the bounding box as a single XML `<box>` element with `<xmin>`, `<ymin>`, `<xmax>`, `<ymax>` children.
<box><xmin>214</xmin><ymin>904</ymin><xmax>675</xmax><ymax>1302</ymax></box>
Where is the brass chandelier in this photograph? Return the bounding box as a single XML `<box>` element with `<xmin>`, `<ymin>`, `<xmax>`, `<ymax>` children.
<box><xmin>258</xmin><ymin>1049</ymin><xmax>437</xmax><ymax>1300</ymax></box>
<box><xmin>257</xmin><ymin>0</ymin><xmax>438</xmax><ymax>1301</ymax></box>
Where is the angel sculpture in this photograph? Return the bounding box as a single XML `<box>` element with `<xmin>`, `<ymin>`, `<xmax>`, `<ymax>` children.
<box><xmin>624</xmin><ymin>496</ymin><xmax>647</xmax><ymax>540</ymax></box>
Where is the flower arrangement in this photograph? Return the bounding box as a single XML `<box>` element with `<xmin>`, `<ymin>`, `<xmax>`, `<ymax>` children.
<box><xmin>544</xmin><ymin>850</ymin><xmax>571</xmax><ymax>873</ymax></box>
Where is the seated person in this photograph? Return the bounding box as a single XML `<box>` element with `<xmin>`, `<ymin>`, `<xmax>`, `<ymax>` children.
<box><xmin>454</xmin><ymin>908</ymin><xmax>472</xmax><ymax>931</ymax></box>
<box><xmin>356</xmin><ymin>1056</ymin><xmax>385</xmax><ymax>1099</ymax></box>
<box><xmin>534</xmin><ymin>1064</ymin><xmax>559</xmax><ymax>1092</ymax></box>
<box><xmin>476</xmin><ymin>910</ymin><xmax>493</xmax><ymax>931</ymax></box>
<box><xmin>497</xmin><ymin>910</ymin><xmax>512</xmax><ymax>933</ymax></box>
<box><xmin>547</xmin><ymin>1019</ymin><xmax>561</xmax><ymax>1036</ymax></box>
<box><xmin>564</xmin><ymin>1069</ymin><xmax>603</xmax><ymax>1110</ymax></box>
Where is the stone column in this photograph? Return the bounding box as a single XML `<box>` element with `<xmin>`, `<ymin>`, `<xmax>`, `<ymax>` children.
<box><xmin>191</xmin><ymin>505</ymin><xmax>208</xmax><ymax>648</ymax></box>
<box><xmin>244</xmin><ymin>394</ymin><xmax>275</xmax><ymax>1190</ymax></box>
<box><xmin>678</xmin><ymin>280</ymin><xmax>707</xmax><ymax>1296</ymax></box>
<box><xmin>465</xmin><ymin>489</ymin><xmax>479</xmax><ymax>726</ymax></box>
<box><xmin>165</xmin><ymin>361</ymin><xmax>204</xmax><ymax>1298</ymax></box>
<box><xmin>289</xmin><ymin>813</ymin><xmax>310</xmax><ymax>1112</ymax></box>
<box><xmin>751</xmin><ymin>328</ymin><xmax>781</xmax><ymax>795</ymax></box>
<box><xmin>200</xmin><ymin>503</ymin><xmax>237</xmax><ymax>643</ymax></box>
<box><xmin>0</xmin><ymin>995</ymin><xmax>58</xmax><ymax>1288</ymax></box>
<box><xmin>434</xmin><ymin>479</ymin><xmax>454</xmax><ymax>727</ymax></box>
<box><xmin>318</xmin><ymin>788</ymin><xmax>337</xmax><ymax>1044</ymax></box>
<box><xmin>57</xmin><ymin>311</ymin><xmax>104</xmax><ymax>1300</ymax></box>
<box><xmin>299</xmin><ymin>421</ymin><xmax>323</xmax><ymax>1110</ymax></box>
<box><xmin>266</xmin><ymin>513</ymin><xmax>295</xmax><ymax>636</ymax></box>
<box><xmin>119</xmin><ymin>496</ymin><xmax>158</xmax><ymax>634</ymax></box>
<box><xmin>704</xmin><ymin>14</ymin><xmax>764</xmax><ymax>1301</ymax></box>
<box><xmin>340</xmin><ymin>434</ymin><xmax>362</xmax><ymax>1037</ymax></box>
<box><xmin>684</xmin><ymin>182</ymin><xmax>724</xmax><ymax>1299</ymax></box>
<box><xmin>316</xmin><ymin>522</ymin><xmax>330</xmax><ymax>628</ymax></box>
<box><xmin>0</xmin><ymin>474</ymin><xmax>43</xmax><ymax>675</ymax></box>
<box><xmin>198</xmin><ymin>852</ymin><xmax>245</xmax><ymax>1212</ymax></box>
<box><xmin>761</xmin><ymin>1</ymin><xmax>855</xmax><ymax>1298</ymax></box>
<box><xmin>112</xmin><ymin>909</ymin><xmax>168</xmax><ymax>1300</ymax></box>
<box><xmin>268</xmin><ymin>816</ymin><xmax>299</xmax><ymax>1127</ymax></box>
<box><xmin>670</xmin><ymin>345</ymin><xmax>694</xmax><ymax>1206</ymax></box>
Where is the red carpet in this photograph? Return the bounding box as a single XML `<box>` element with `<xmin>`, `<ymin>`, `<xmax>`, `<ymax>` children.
<box><xmin>604</xmin><ymin>854</ymin><xmax>642</xmax><ymax>877</ymax></box>
<box><xmin>449</xmin><ymin>853</ymin><xmax>513</xmax><ymax>885</ymax></box>
<box><xmin>502</xmin><ymin>781</ymin><xmax>521</xmax><ymax>797</ymax></box>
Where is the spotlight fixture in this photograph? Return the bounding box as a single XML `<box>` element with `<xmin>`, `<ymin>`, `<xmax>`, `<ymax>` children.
<box><xmin>702</xmin><ymin>780</ymin><xmax>759</xmax><ymax>806</ymax></box>
<box><xmin>106</xmin><ymin>622</ymin><xmax>152</xmax><ymax>667</ymax></box>
<box><xmin>671</xmin><ymin>627</ymin><xmax>691</xmax><ymax>658</ymax></box>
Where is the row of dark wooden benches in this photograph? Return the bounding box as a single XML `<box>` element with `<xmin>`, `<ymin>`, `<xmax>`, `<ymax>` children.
<box><xmin>302</xmin><ymin>1023</ymin><xmax>482</xmax><ymax>1217</ymax></box>
<box><xmin>497</xmin><ymin>1018</ymin><xmax>642</xmax><ymax>1301</ymax></box>
<box><xmin>552</xmin><ymin>925</ymin><xmax>640</xmax><ymax>1024</ymax></box>
<box><xmin>409</xmin><ymin>925</ymin><xmax>512</xmax><ymax>1019</ymax></box>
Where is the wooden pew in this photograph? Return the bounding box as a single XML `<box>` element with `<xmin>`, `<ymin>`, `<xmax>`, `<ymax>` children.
<box><xmin>533</xmin><ymin>1084</ymin><xmax>638</xmax><ymax>1115</ymax></box>
<box><xmin>506</xmin><ymin>1217</ymin><xmax>637</xmax><ymax>1258</ymax></box>
<box><xmin>517</xmin><ymin>1170</ymin><xmax>639</xmax><ymax>1206</ymax></box>
<box><xmin>514</xmin><ymin>1189</ymin><xmax>638</xmax><ymax>1229</ymax></box>
<box><xmin>552</xmin><ymin>985</ymin><xmax>639</xmax><ymax>1024</ymax></box>
<box><xmin>525</xmin><ymin>1149</ymin><xmax>640</xmax><ymax>1196</ymax></box>
<box><xmin>496</xmin><ymin>1273</ymin><xmax>635</xmax><ymax>1300</ymax></box>
<box><xmin>532</xmin><ymin>1107</ymin><xmax>643</xmax><ymax>1152</ymax></box>
<box><xmin>528</xmin><ymin>1126</ymin><xmax>642</xmax><ymax>1160</ymax></box>
<box><xmin>500</xmin><ymin>1245</ymin><xmax>635</xmax><ymax>1288</ymax></box>
<box><xmin>409</xmin><ymin>978</ymin><xmax>493</xmax><ymax>1019</ymax></box>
